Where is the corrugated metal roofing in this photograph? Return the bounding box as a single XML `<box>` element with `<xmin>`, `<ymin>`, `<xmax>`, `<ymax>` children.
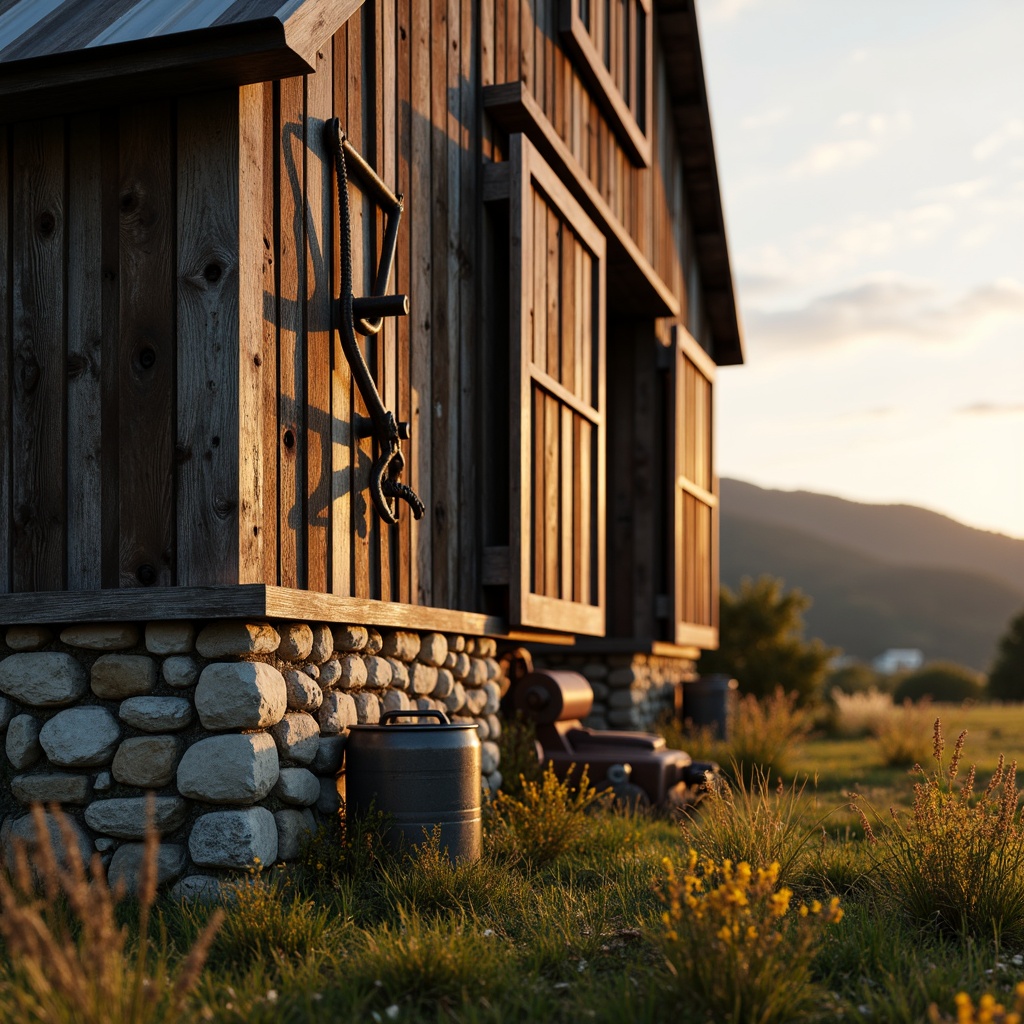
<box><xmin>0</xmin><ymin>0</ymin><xmax>304</xmax><ymax>64</ymax></box>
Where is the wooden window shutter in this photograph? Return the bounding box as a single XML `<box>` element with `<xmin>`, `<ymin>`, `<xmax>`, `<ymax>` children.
<box><xmin>484</xmin><ymin>135</ymin><xmax>607</xmax><ymax>635</ymax></box>
<box><xmin>671</xmin><ymin>326</ymin><xmax>719</xmax><ymax>649</ymax></box>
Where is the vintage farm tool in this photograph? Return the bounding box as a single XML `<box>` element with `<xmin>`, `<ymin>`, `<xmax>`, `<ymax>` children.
<box><xmin>325</xmin><ymin>117</ymin><xmax>424</xmax><ymax>526</ymax></box>
<box><xmin>511</xmin><ymin>669</ymin><xmax>719</xmax><ymax>810</ymax></box>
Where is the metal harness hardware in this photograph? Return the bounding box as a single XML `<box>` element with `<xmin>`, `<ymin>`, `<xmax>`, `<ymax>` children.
<box><xmin>325</xmin><ymin>117</ymin><xmax>425</xmax><ymax>526</ymax></box>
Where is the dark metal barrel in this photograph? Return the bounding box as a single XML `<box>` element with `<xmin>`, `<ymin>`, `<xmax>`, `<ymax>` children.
<box><xmin>345</xmin><ymin>709</ymin><xmax>481</xmax><ymax>862</ymax></box>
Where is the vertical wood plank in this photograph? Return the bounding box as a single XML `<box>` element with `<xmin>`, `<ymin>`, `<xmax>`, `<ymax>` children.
<box><xmin>546</xmin><ymin>205</ymin><xmax>558</xmax><ymax>379</ymax></box>
<box><xmin>0</xmin><ymin>131</ymin><xmax>9</xmax><ymax>593</ymax></box>
<box><xmin>532</xmin><ymin>385</ymin><xmax>544</xmax><ymax>594</ymax></box>
<box><xmin>409</xmin><ymin>0</ymin><xmax>431</xmax><ymax>604</ymax></box>
<box><xmin>560</xmin><ymin>404</ymin><xmax>572</xmax><ymax>600</ymax></box>
<box><xmin>532</xmin><ymin>189</ymin><xmax>545</xmax><ymax>367</ymax></box>
<box><xmin>520</xmin><ymin>0</ymin><xmax>532</xmax><ymax>91</ymax></box>
<box><xmin>118</xmin><ymin>102</ymin><xmax>175</xmax><ymax>588</ymax></box>
<box><xmin>306</xmin><ymin>49</ymin><xmax>333</xmax><ymax>594</ymax></box>
<box><xmin>66</xmin><ymin>114</ymin><xmax>103</xmax><ymax>590</ymax></box>
<box><xmin>278</xmin><ymin>75</ymin><xmax>305</xmax><ymax>589</ymax></box>
<box><xmin>176</xmin><ymin>92</ymin><xmax>241</xmax><ymax>585</ymax></box>
<box><xmin>543</xmin><ymin>391</ymin><xmax>558</xmax><ymax>597</ymax></box>
<box><xmin>380</xmin><ymin>0</ymin><xmax>396</xmax><ymax>602</ymax></box>
<box><xmin>330</xmin><ymin>28</ymin><xmax>353</xmax><ymax>596</ymax></box>
<box><xmin>237</xmin><ymin>83</ymin><xmax>266</xmax><ymax>585</ymax></box>
<box><xmin>260</xmin><ymin>81</ymin><xmax>280</xmax><ymax>585</ymax></box>
<box><xmin>506</xmin><ymin>0</ymin><xmax>518</xmax><ymax>86</ymax></box>
<box><xmin>11</xmin><ymin>119</ymin><xmax>65</xmax><ymax>592</ymax></box>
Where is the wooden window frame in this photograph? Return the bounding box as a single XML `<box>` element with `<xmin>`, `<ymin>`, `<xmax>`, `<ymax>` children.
<box><xmin>671</xmin><ymin>325</ymin><xmax>719</xmax><ymax>649</ymax></box>
<box><xmin>483</xmin><ymin>135</ymin><xmax>608</xmax><ymax>636</ymax></box>
<box><xmin>559</xmin><ymin>0</ymin><xmax>653</xmax><ymax>167</ymax></box>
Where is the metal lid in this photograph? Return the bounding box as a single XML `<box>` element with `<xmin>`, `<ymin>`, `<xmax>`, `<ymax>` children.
<box><xmin>348</xmin><ymin>709</ymin><xmax>480</xmax><ymax>731</ymax></box>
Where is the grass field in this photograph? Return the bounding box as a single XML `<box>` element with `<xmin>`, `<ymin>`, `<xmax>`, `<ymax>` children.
<box><xmin>4</xmin><ymin>703</ymin><xmax>1024</xmax><ymax>1023</ymax></box>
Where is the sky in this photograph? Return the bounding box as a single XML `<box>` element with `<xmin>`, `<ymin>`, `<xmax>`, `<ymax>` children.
<box><xmin>697</xmin><ymin>0</ymin><xmax>1024</xmax><ymax>540</ymax></box>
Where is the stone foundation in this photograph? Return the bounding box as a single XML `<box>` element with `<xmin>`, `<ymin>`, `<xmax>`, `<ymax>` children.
<box><xmin>0</xmin><ymin>620</ymin><xmax>506</xmax><ymax>897</ymax></box>
<box><xmin>530</xmin><ymin>651</ymin><xmax>694</xmax><ymax>731</ymax></box>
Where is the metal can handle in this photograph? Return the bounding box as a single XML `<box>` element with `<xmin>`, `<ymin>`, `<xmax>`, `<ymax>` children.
<box><xmin>380</xmin><ymin>709</ymin><xmax>451</xmax><ymax>726</ymax></box>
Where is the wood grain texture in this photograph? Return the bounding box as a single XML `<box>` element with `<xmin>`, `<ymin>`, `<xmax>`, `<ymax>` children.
<box><xmin>65</xmin><ymin>113</ymin><xmax>103</xmax><ymax>591</ymax></box>
<box><xmin>176</xmin><ymin>92</ymin><xmax>242</xmax><ymax>585</ymax></box>
<box><xmin>117</xmin><ymin>101</ymin><xmax>174</xmax><ymax>588</ymax></box>
<box><xmin>11</xmin><ymin>118</ymin><xmax>65</xmax><ymax>592</ymax></box>
<box><xmin>0</xmin><ymin>129</ymin><xmax>9</xmax><ymax>592</ymax></box>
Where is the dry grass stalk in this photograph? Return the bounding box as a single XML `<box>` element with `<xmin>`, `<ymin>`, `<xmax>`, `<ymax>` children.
<box><xmin>0</xmin><ymin>801</ymin><xmax>223</xmax><ymax>1024</ymax></box>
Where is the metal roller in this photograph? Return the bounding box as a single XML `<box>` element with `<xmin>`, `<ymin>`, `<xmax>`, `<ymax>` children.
<box><xmin>513</xmin><ymin>670</ymin><xmax>593</xmax><ymax>724</ymax></box>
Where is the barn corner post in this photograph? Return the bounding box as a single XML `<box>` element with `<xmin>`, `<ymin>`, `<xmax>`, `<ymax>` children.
<box><xmin>0</xmin><ymin>0</ymin><xmax>741</xmax><ymax>889</ymax></box>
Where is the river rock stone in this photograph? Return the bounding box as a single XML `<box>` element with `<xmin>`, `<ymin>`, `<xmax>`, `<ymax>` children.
<box><xmin>40</xmin><ymin>708</ymin><xmax>120</xmax><ymax>767</ymax></box>
<box><xmin>480</xmin><ymin>741</ymin><xmax>500</xmax><ymax>775</ymax></box>
<box><xmin>451</xmin><ymin>652</ymin><xmax>471</xmax><ymax>680</ymax></box>
<box><xmin>91</xmin><ymin>654</ymin><xmax>158</xmax><ymax>699</ymax></box>
<box><xmin>464</xmin><ymin>658</ymin><xmax>488</xmax><ymax>688</ymax></box>
<box><xmin>85</xmin><ymin>796</ymin><xmax>187</xmax><ymax>838</ymax></box>
<box><xmin>387</xmin><ymin>658</ymin><xmax>409</xmax><ymax>691</ymax></box>
<box><xmin>482</xmin><ymin>681</ymin><xmax>501</xmax><ymax>715</ymax></box>
<box><xmin>310</xmin><ymin>734</ymin><xmax>345</xmax><ymax>774</ymax></box>
<box><xmin>608</xmin><ymin>665</ymin><xmax>640</xmax><ymax>687</ymax></box>
<box><xmin>275</xmin><ymin>808</ymin><xmax>316</xmax><ymax>861</ymax></box>
<box><xmin>417</xmin><ymin>632</ymin><xmax>448</xmax><ymax>667</ymax></box>
<box><xmin>365</xmin><ymin>628</ymin><xmax>383</xmax><ymax>655</ymax></box>
<box><xmin>278</xmin><ymin>623</ymin><xmax>314</xmax><ymax>662</ymax></box>
<box><xmin>119</xmin><ymin>696</ymin><xmax>193</xmax><ymax>733</ymax></box>
<box><xmin>463</xmin><ymin>688</ymin><xmax>488</xmax><ymax>716</ymax></box>
<box><xmin>447</xmin><ymin>634</ymin><xmax>466</xmax><ymax>653</ymax></box>
<box><xmin>195</xmin><ymin>621</ymin><xmax>280</xmax><ymax>659</ymax></box>
<box><xmin>338</xmin><ymin>654</ymin><xmax>367</xmax><ymax>690</ymax></box>
<box><xmin>273</xmin><ymin>767</ymin><xmax>320</xmax><ymax>806</ymax></box>
<box><xmin>5</xmin><ymin>626</ymin><xmax>52</xmax><ymax>651</ymax></box>
<box><xmin>354</xmin><ymin>692</ymin><xmax>381</xmax><ymax>723</ymax></box>
<box><xmin>11</xmin><ymin>772</ymin><xmax>92</xmax><ymax>805</ymax></box>
<box><xmin>486</xmin><ymin>713</ymin><xmax>502</xmax><ymax>740</ymax></box>
<box><xmin>170</xmin><ymin>874</ymin><xmax>222</xmax><ymax>903</ymax></box>
<box><xmin>318</xmin><ymin>658</ymin><xmax>342</xmax><ymax>689</ymax></box>
<box><xmin>381</xmin><ymin>630</ymin><xmax>420</xmax><ymax>661</ymax></box>
<box><xmin>0</xmin><ymin>697</ymin><xmax>12</xmax><ymax>731</ymax></box>
<box><xmin>1</xmin><ymin>811</ymin><xmax>90</xmax><ymax>871</ymax></box>
<box><xmin>364</xmin><ymin>656</ymin><xmax>392</xmax><ymax>690</ymax></box>
<box><xmin>194</xmin><ymin>662</ymin><xmax>287</xmax><ymax>730</ymax></box>
<box><xmin>162</xmin><ymin>655</ymin><xmax>200</xmax><ymax>689</ymax></box>
<box><xmin>318</xmin><ymin>691</ymin><xmax>357</xmax><ymax>735</ymax></box>
<box><xmin>443</xmin><ymin>682</ymin><xmax>466</xmax><ymax>714</ymax></box>
<box><xmin>109</xmin><ymin>842</ymin><xmax>187</xmax><ymax>895</ymax></box>
<box><xmin>145</xmin><ymin>622</ymin><xmax>195</xmax><ymax>655</ymax></box>
<box><xmin>189</xmin><ymin>808</ymin><xmax>278</xmax><ymax>869</ymax></box>
<box><xmin>60</xmin><ymin>623</ymin><xmax>139</xmax><ymax>651</ymax></box>
<box><xmin>432</xmin><ymin>668</ymin><xmax>455</xmax><ymax>699</ymax></box>
<box><xmin>284</xmin><ymin>669</ymin><xmax>323</xmax><ymax>711</ymax></box>
<box><xmin>270</xmin><ymin>712</ymin><xmax>320</xmax><ymax>765</ymax></box>
<box><xmin>474</xmin><ymin>716</ymin><xmax>490</xmax><ymax>741</ymax></box>
<box><xmin>309</xmin><ymin>624</ymin><xmax>334</xmax><ymax>664</ymax></box>
<box><xmin>177</xmin><ymin>733</ymin><xmax>279</xmax><ymax>804</ymax></box>
<box><xmin>477</xmin><ymin>638</ymin><xmax>497</xmax><ymax>658</ymax></box>
<box><xmin>316</xmin><ymin>775</ymin><xmax>344</xmax><ymax>814</ymax></box>
<box><xmin>333</xmin><ymin>625</ymin><xmax>367</xmax><ymax>652</ymax></box>
<box><xmin>93</xmin><ymin>770</ymin><xmax>112</xmax><ymax>792</ymax></box>
<box><xmin>382</xmin><ymin>689</ymin><xmax>410</xmax><ymax>714</ymax></box>
<box><xmin>0</xmin><ymin>653</ymin><xmax>88</xmax><ymax>707</ymax></box>
<box><xmin>112</xmin><ymin>736</ymin><xmax>182</xmax><ymax>787</ymax></box>
<box><xmin>409</xmin><ymin>662</ymin><xmax>438</xmax><ymax>695</ymax></box>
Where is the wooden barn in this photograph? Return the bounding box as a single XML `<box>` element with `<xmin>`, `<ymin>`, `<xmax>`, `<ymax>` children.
<box><xmin>0</xmin><ymin>0</ymin><xmax>742</xmax><ymax>878</ymax></box>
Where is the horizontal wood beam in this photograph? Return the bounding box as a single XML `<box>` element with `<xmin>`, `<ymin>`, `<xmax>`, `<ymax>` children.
<box><xmin>0</xmin><ymin>585</ymin><xmax>509</xmax><ymax>637</ymax></box>
<box><xmin>483</xmin><ymin>81</ymin><xmax>679</xmax><ymax>319</ymax></box>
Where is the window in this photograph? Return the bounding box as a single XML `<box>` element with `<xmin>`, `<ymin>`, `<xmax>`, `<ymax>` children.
<box><xmin>484</xmin><ymin>135</ymin><xmax>607</xmax><ymax>635</ymax></box>
<box><xmin>560</xmin><ymin>0</ymin><xmax>652</xmax><ymax>167</ymax></box>
<box><xmin>671</xmin><ymin>325</ymin><xmax>718</xmax><ymax>648</ymax></box>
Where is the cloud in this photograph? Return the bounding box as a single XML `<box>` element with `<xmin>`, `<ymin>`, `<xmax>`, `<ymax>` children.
<box><xmin>788</xmin><ymin>138</ymin><xmax>877</xmax><ymax>178</ymax></box>
<box><xmin>973</xmin><ymin>119</ymin><xmax>1024</xmax><ymax>161</ymax></box>
<box><xmin>957</xmin><ymin>401</ymin><xmax>1024</xmax><ymax>416</ymax></box>
<box><xmin>745</xmin><ymin>276</ymin><xmax>1024</xmax><ymax>353</ymax></box>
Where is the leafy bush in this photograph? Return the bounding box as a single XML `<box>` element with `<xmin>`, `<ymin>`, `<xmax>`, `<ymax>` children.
<box><xmin>699</xmin><ymin>576</ymin><xmax>837</xmax><ymax>705</ymax></box>
<box><xmin>894</xmin><ymin>661</ymin><xmax>986</xmax><ymax>703</ymax></box>
<box><xmin>494</xmin><ymin>712</ymin><xmax>543</xmax><ymax>800</ymax></box>
<box><xmin>989</xmin><ymin>609</ymin><xmax>1024</xmax><ymax>702</ymax></box>
<box><xmin>873</xmin><ymin>698</ymin><xmax>936</xmax><ymax>767</ymax></box>
<box><xmin>0</xmin><ymin>804</ymin><xmax>222</xmax><ymax>1024</ymax></box>
<box><xmin>486</xmin><ymin>761</ymin><xmax>602</xmax><ymax>867</ymax></box>
<box><xmin>655</xmin><ymin>850</ymin><xmax>843</xmax><ymax>1024</ymax></box>
<box><xmin>828</xmin><ymin>660</ymin><xmax>889</xmax><ymax>695</ymax></box>
<box><xmin>863</xmin><ymin>721</ymin><xmax>1024</xmax><ymax>945</ymax></box>
<box><xmin>728</xmin><ymin>688</ymin><xmax>813</xmax><ymax>783</ymax></box>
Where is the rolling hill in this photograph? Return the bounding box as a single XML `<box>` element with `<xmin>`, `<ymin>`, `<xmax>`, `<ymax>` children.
<box><xmin>720</xmin><ymin>480</ymin><xmax>1024</xmax><ymax>671</ymax></box>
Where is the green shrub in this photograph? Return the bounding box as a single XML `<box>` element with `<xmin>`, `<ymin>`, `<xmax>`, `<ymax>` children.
<box><xmin>873</xmin><ymin>698</ymin><xmax>936</xmax><ymax>767</ymax></box>
<box><xmin>893</xmin><ymin>662</ymin><xmax>985</xmax><ymax>703</ymax></box>
<box><xmin>988</xmin><ymin>609</ymin><xmax>1024</xmax><ymax>702</ymax></box>
<box><xmin>486</xmin><ymin>761</ymin><xmax>602</xmax><ymax>867</ymax></box>
<box><xmin>727</xmin><ymin>688</ymin><xmax>813</xmax><ymax>784</ymax></box>
<box><xmin>655</xmin><ymin>850</ymin><xmax>843</xmax><ymax>1024</ymax></box>
<box><xmin>829</xmin><ymin>661</ymin><xmax>888</xmax><ymax>695</ymax></box>
<box><xmin>863</xmin><ymin>720</ymin><xmax>1024</xmax><ymax>945</ymax></box>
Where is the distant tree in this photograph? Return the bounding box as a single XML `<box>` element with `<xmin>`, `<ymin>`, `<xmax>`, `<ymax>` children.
<box><xmin>828</xmin><ymin>660</ymin><xmax>887</xmax><ymax>696</ymax></box>
<box><xmin>988</xmin><ymin>609</ymin><xmax>1024</xmax><ymax>702</ymax></box>
<box><xmin>893</xmin><ymin>661</ymin><xmax>985</xmax><ymax>704</ymax></box>
<box><xmin>699</xmin><ymin>575</ymin><xmax>837</xmax><ymax>705</ymax></box>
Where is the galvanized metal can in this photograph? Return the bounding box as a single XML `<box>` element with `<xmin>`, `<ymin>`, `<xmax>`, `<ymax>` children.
<box><xmin>344</xmin><ymin>709</ymin><xmax>482</xmax><ymax>862</ymax></box>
